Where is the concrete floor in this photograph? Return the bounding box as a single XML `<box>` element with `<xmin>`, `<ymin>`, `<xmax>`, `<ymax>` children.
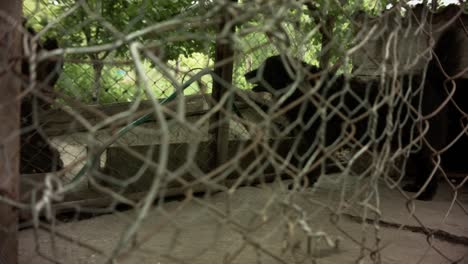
<box><xmin>18</xmin><ymin>175</ymin><xmax>468</xmax><ymax>264</ymax></box>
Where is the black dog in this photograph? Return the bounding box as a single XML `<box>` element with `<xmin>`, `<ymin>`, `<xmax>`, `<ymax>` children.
<box><xmin>245</xmin><ymin>55</ymin><xmax>448</xmax><ymax>200</ymax></box>
<box><xmin>19</xmin><ymin>24</ymin><xmax>64</xmax><ymax>174</ymax></box>
<box><xmin>430</xmin><ymin>14</ymin><xmax>468</xmax><ymax>175</ymax></box>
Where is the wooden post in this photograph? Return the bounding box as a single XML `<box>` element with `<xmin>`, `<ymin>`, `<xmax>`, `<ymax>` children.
<box><xmin>304</xmin><ymin>2</ymin><xmax>335</xmax><ymax>69</ymax></box>
<box><xmin>431</xmin><ymin>0</ymin><xmax>438</xmax><ymax>11</ymax></box>
<box><xmin>0</xmin><ymin>1</ymin><xmax>22</xmax><ymax>264</ymax></box>
<box><xmin>209</xmin><ymin>1</ymin><xmax>237</xmax><ymax>169</ymax></box>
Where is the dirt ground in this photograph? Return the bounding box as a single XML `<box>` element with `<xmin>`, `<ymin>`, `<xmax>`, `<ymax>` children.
<box><xmin>18</xmin><ymin>175</ymin><xmax>468</xmax><ymax>264</ymax></box>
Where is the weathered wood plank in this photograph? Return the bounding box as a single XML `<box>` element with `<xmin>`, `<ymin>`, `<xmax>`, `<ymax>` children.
<box><xmin>209</xmin><ymin>0</ymin><xmax>237</xmax><ymax>168</ymax></box>
<box><xmin>351</xmin><ymin>5</ymin><xmax>468</xmax><ymax>77</ymax></box>
<box><xmin>0</xmin><ymin>1</ymin><xmax>22</xmax><ymax>263</ymax></box>
<box><xmin>41</xmin><ymin>91</ymin><xmax>268</xmax><ymax>137</ymax></box>
<box><xmin>103</xmin><ymin>138</ymin><xmax>297</xmax><ymax>193</ymax></box>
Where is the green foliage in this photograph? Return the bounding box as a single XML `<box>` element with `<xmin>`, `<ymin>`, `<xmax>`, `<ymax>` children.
<box><xmin>25</xmin><ymin>0</ymin><xmax>212</xmax><ymax>59</ymax></box>
<box><xmin>57</xmin><ymin>63</ymin><xmax>135</xmax><ymax>103</ymax></box>
<box><xmin>24</xmin><ymin>0</ymin><xmax>216</xmax><ymax>104</ymax></box>
<box><xmin>24</xmin><ymin>0</ymin><xmax>427</xmax><ymax>104</ymax></box>
<box><xmin>57</xmin><ymin>53</ymin><xmax>215</xmax><ymax>104</ymax></box>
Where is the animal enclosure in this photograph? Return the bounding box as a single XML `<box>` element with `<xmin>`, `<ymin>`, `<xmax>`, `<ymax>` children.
<box><xmin>0</xmin><ymin>1</ymin><xmax>467</xmax><ymax>263</ymax></box>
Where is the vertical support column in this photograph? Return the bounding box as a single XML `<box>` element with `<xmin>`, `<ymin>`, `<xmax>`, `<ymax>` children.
<box><xmin>0</xmin><ymin>1</ymin><xmax>22</xmax><ymax>264</ymax></box>
<box><xmin>209</xmin><ymin>1</ymin><xmax>237</xmax><ymax>169</ymax></box>
<box><xmin>430</xmin><ymin>0</ymin><xmax>438</xmax><ymax>11</ymax></box>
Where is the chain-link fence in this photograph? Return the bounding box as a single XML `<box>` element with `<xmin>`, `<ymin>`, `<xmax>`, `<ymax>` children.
<box><xmin>0</xmin><ymin>0</ymin><xmax>467</xmax><ymax>263</ymax></box>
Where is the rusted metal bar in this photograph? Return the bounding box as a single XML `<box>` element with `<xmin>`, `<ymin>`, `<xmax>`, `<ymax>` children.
<box><xmin>0</xmin><ymin>1</ymin><xmax>22</xmax><ymax>264</ymax></box>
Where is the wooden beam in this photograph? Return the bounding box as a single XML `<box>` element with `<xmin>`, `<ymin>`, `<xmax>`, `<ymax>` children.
<box><xmin>40</xmin><ymin>90</ymin><xmax>270</xmax><ymax>137</ymax></box>
<box><xmin>41</xmin><ymin>94</ymin><xmax>212</xmax><ymax>136</ymax></box>
<box><xmin>209</xmin><ymin>0</ymin><xmax>237</xmax><ymax>169</ymax></box>
<box><xmin>0</xmin><ymin>1</ymin><xmax>22</xmax><ymax>263</ymax></box>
